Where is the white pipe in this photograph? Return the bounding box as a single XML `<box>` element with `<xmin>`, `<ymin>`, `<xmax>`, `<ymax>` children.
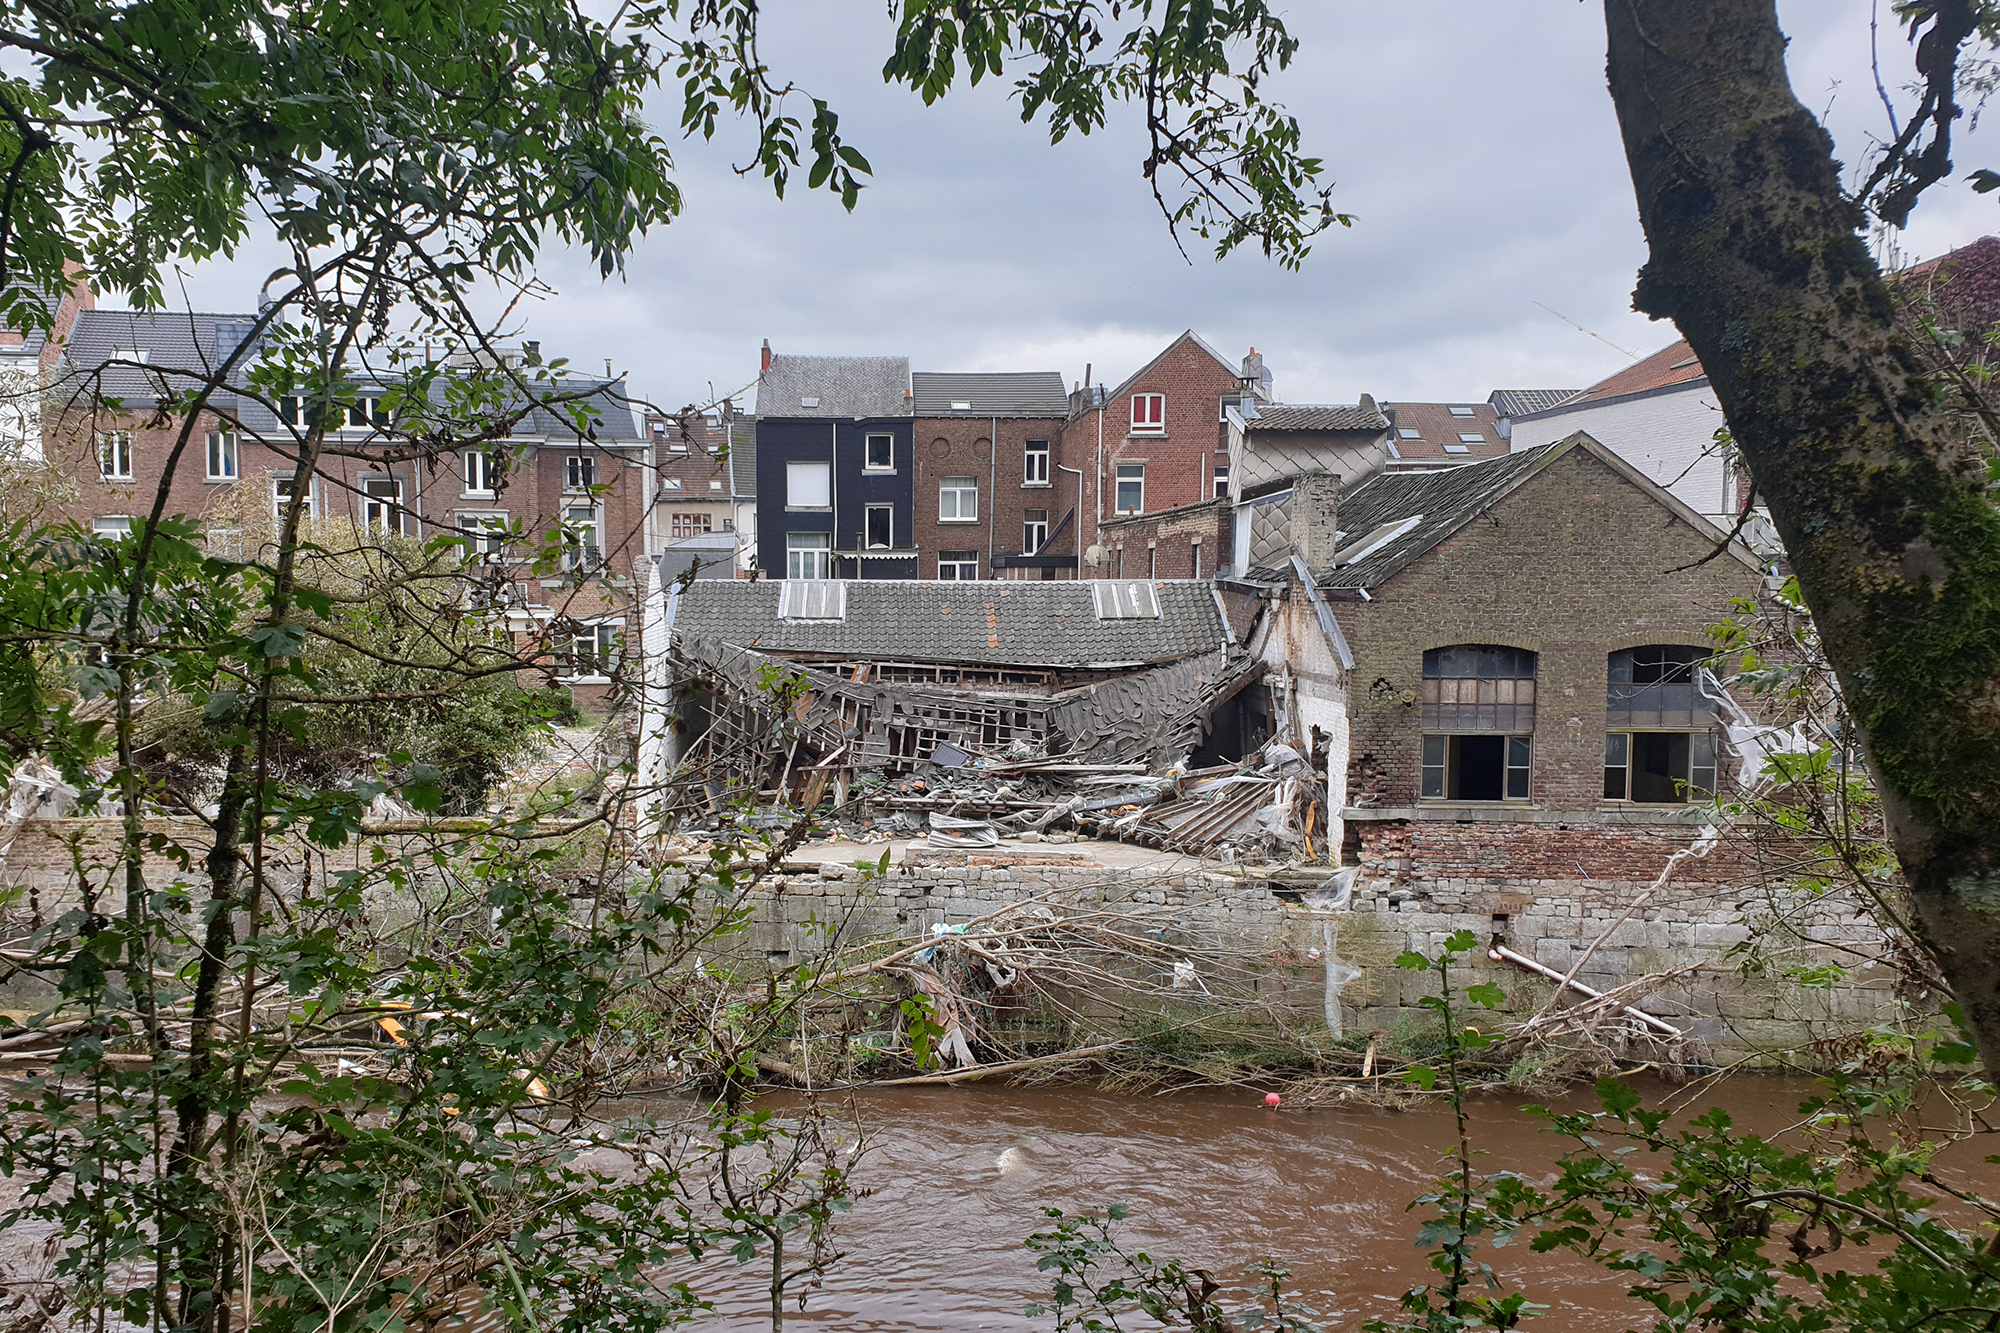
<box><xmin>1487</xmin><ymin>944</ymin><xmax>1683</xmax><ymax>1037</ymax></box>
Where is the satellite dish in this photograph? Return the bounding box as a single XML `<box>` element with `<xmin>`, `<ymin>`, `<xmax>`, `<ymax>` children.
<box><xmin>1084</xmin><ymin>544</ymin><xmax>1108</xmax><ymax>567</ymax></box>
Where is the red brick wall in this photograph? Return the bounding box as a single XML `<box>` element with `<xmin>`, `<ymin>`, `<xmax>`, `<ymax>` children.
<box><xmin>1097</xmin><ymin>499</ymin><xmax>1232</xmax><ymax>580</ymax></box>
<box><xmin>1062</xmin><ymin>336</ymin><xmax>1243</xmax><ymax>567</ymax></box>
<box><xmin>911</xmin><ymin>416</ymin><xmax>1072</xmax><ymax>578</ymax></box>
<box><xmin>1351</xmin><ymin>818</ymin><xmax>1753</xmax><ymax>885</ymax></box>
<box><xmin>1335</xmin><ymin>447</ymin><xmax>1762</xmax><ymax>814</ymax></box>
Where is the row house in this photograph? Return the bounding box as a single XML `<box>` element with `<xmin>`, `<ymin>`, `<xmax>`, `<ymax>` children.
<box><xmin>910</xmin><ymin>371</ymin><xmax>1072</xmax><ymax>581</ymax></box>
<box><xmin>648</xmin><ymin>403</ymin><xmax>758</xmax><ymax>580</ymax></box>
<box><xmin>29</xmin><ymin>304</ymin><xmax>651</xmax><ymax>708</ymax></box>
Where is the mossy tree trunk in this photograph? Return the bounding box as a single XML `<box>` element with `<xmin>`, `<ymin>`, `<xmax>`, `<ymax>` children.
<box><xmin>1604</xmin><ymin>0</ymin><xmax>2000</xmax><ymax>1063</ymax></box>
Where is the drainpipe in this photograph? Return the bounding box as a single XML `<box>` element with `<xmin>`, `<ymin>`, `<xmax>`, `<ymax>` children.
<box><xmin>1057</xmin><ymin>461</ymin><xmax>1084</xmax><ymax>581</ymax></box>
<box><xmin>830</xmin><ymin>420</ymin><xmax>838</xmax><ymax>579</ymax></box>
<box><xmin>1093</xmin><ymin>396</ymin><xmax>1104</xmax><ymax>579</ymax></box>
<box><xmin>988</xmin><ymin>415</ymin><xmax>997</xmax><ymax>578</ymax></box>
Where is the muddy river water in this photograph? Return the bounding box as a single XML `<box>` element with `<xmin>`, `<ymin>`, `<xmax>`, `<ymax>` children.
<box><xmin>679</xmin><ymin>1077</ymin><xmax>1953</xmax><ymax>1332</ymax></box>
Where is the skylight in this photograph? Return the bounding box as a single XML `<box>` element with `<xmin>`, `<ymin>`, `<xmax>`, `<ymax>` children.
<box><xmin>1092</xmin><ymin>581</ymin><xmax>1162</xmax><ymax>620</ymax></box>
<box><xmin>1398</xmin><ymin>428</ymin><xmax>1422</xmax><ymax>439</ymax></box>
<box><xmin>1443</xmin><ymin>445</ymin><xmax>1471</xmax><ymax>454</ymax></box>
<box><xmin>951</xmin><ymin>401</ymin><xmax>972</xmax><ymax>411</ymax></box>
<box><xmin>1449</xmin><ymin>406</ymin><xmax>1475</xmax><ymax>417</ymax></box>
<box><xmin>779</xmin><ymin>580</ymin><xmax>847</xmax><ymax>621</ymax></box>
<box><xmin>800</xmin><ymin>396</ymin><xmax>820</xmax><ymax>408</ymax></box>
<box><xmin>1334</xmin><ymin>514</ymin><xmax>1424</xmax><ymax>566</ymax></box>
<box><xmin>1457</xmin><ymin>433</ymin><xmax>1484</xmax><ymax>443</ymax></box>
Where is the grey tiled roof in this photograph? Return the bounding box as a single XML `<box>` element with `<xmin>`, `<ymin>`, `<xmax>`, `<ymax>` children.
<box><xmin>671</xmin><ymin>579</ymin><xmax>1225</xmax><ymax>667</ymax></box>
<box><xmin>1315</xmin><ymin>446</ymin><xmax>1551</xmax><ymax>589</ymax></box>
<box><xmin>57</xmin><ymin>308</ymin><xmax>642</xmax><ymax>440</ymax></box>
<box><xmin>727</xmin><ymin>418</ymin><xmax>757</xmax><ymax>497</ymax></box>
<box><xmin>757</xmin><ymin>354</ymin><xmax>910</xmax><ymax>419</ymax></box>
<box><xmin>0</xmin><ymin>281</ymin><xmax>69</xmax><ymax>358</ymax></box>
<box><xmin>1246</xmin><ymin>403</ymin><xmax>1389</xmax><ymax>432</ymax></box>
<box><xmin>1488</xmin><ymin>388</ymin><xmax>1579</xmax><ymax>417</ymax></box>
<box><xmin>911</xmin><ymin>371</ymin><xmax>1068</xmax><ymax>417</ymax></box>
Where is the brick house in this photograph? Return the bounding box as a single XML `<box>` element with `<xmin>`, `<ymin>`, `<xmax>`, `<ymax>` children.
<box><xmin>1221</xmin><ymin>431</ymin><xmax>1765</xmax><ymax>878</ymax></box>
<box><xmin>42</xmin><ymin>307</ymin><xmax>651</xmax><ymax>707</ymax></box>
<box><xmin>648</xmin><ymin>402</ymin><xmax>756</xmax><ymax>577</ymax></box>
<box><xmin>1061</xmin><ymin>332</ymin><xmax>1268</xmax><ymax>572</ymax></box>
<box><xmin>909</xmin><ymin>370</ymin><xmax>1073</xmax><ymax>581</ymax></box>
<box><xmin>752</xmin><ymin>352</ymin><xmax>917</xmax><ymax>580</ymax></box>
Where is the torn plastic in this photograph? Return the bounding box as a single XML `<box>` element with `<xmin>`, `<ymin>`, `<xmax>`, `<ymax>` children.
<box><xmin>1697</xmin><ymin>667</ymin><xmax>1819</xmax><ymax>792</ymax></box>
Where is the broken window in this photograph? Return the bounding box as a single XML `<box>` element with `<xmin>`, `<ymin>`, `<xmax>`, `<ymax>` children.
<box><xmin>1422</xmin><ymin>734</ymin><xmax>1532</xmax><ymax>801</ymax></box>
<box><xmin>1606</xmin><ymin>644</ymin><xmax>1714</xmax><ymax>727</ymax></box>
<box><xmin>1604</xmin><ymin>731</ymin><xmax>1717</xmax><ymax>803</ymax></box>
<box><xmin>937</xmin><ymin>549</ymin><xmax>978</xmax><ymax>580</ymax></box>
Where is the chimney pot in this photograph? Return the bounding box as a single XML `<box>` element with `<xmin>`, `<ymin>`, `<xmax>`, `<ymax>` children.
<box><xmin>1295</xmin><ymin>472</ymin><xmax>1341</xmax><ymax>573</ymax></box>
<box><xmin>761</xmin><ymin>338</ymin><xmax>772</xmax><ymax>373</ymax></box>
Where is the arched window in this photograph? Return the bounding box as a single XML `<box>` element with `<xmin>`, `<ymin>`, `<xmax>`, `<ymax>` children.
<box><xmin>1604</xmin><ymin>645</ymin><xmax>1718</xmax><ymax>803</ymax></box>
<box><xmin>1420</xmin><ymin>645</ymin><xmax>1536</xmax><ymax>802</ymax></box>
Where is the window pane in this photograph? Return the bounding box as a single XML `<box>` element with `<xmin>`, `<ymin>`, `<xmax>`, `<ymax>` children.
<box><xmin>866</xmin><ymin>435</ymin><xmax>893</xmax><ymax>468</ymax></box>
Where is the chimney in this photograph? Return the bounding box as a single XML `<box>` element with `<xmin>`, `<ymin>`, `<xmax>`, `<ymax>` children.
<box><xmin>524</xmin><ymin>339</ymin><xmax>541</xmax><ymax>365</ymax></box>
<box><xmin>761</xmin><ymin>338</ymin><xmax>772</xmax><ymax>372</ymax></box>
<box><xmin>1359</xmin><ymin>392</ymin><xmax>1378</xmax><ymax>415</ymax></box>
<box><xmin>1295</xmin><ymin>471</ymin><xmax>1341</xmax><ymax>572</ymax></box>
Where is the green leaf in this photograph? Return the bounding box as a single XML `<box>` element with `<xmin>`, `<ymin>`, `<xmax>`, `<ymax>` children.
<box><xmin>1466</xmin><ymin>982</ymin><xmax>1507</xmax><ymax>1009</ymax></box>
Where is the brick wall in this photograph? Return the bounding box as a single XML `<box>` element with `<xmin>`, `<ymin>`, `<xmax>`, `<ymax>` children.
<box><xmin>1097</xmin><ymin>498</ymin><xmax>1232</xmax><ymax>580</ymax></box>
<box><xmin>910</xmin><ymin>415</ymin><xmax>1073</xmax><ymax>579</ymax></box>
<box><xmin>1064</xmin><ymin>335</ymin><xmax>1244</xmax><ymax>566</ymax></box>
<box><xmin>1335</xmin><ymin>446</ymin><xmax>1761</xmax><ymax>815</ymax></box>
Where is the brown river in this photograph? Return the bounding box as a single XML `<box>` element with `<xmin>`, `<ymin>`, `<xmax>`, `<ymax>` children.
<box><xmin>677</xmin><ymin>1077</ymin><xmax>1945</xmax><ymax>1332</ymax></box>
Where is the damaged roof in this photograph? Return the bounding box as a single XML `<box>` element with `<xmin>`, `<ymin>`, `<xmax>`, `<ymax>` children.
<box><xmin>1294</xmin><ymin>432</ymin><xmax>1759</xmax><ymax>590</ymax></box>
<box><xmin>670</xmin><ymin>579</ymin><xmax>1226</xmax><ymax>668</ymax></box>
<box><xmin>912</xmin><ymin>371</ymin><xmax>1068</xmax><ymax>417</ymax></box>
<box><xmin>1245</xmin><ymin>403</ymin><xmax>1389</xmax><ymax>432</ymax></box>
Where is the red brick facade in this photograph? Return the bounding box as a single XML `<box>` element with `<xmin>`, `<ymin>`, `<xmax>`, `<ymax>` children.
<box><xmin>1095</xmin><ymin>498</ymin><xmax>1232</xmax><ymax>580</ymax></box>
<box><xmin>910</xmin><ymin>415</ymin><xmax>1073</xmax><ymax>580</ymax></box>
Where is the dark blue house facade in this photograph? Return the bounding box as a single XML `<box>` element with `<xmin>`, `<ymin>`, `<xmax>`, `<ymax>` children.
<box><xmin>752</xmin><ymin>353</ymin><xmax>918</xmax><ymax>580</ymax></box>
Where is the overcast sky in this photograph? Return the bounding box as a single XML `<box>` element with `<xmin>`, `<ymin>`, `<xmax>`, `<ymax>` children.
<box><xmin>170</xmin><ymin>1</ymin><xmax>2000</xmax><ymax>411</ymax></box>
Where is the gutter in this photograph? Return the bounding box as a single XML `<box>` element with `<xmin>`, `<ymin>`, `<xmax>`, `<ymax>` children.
<box><xmin>1286</xmin><ymin>554</ymin><xmax>1353</xmax><ymax>670</ymax></box>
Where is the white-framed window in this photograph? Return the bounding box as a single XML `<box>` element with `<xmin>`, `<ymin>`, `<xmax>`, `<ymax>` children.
<box><xmin>563</xmin><ymin>622</ymin><xmax>620</xmax><ymax>679</ymax></box>
<box><xmin>361</xmin><ymin>477</ymin><xmax>403</xmax><ymax>534</ymax></box>
<box><xmin>864</xmin><ymin>433</ymin><xmax>894</xmax><ymax>471</ymax></box>
<box><xmin>1024</xmin><ymin>439</ymin><xmax>1050</xmax><ymax>484</ymax></box>
<box><xmin>937</xmin><ymin>549</ymin><xmax>978</xmax><ymax>580</ymax></box>
<box><xmin>787</xmin><ymin>461</ymin><xmax>831</xmax><ymax>509</ymax></box>
<box><xmin>661</xmin><ymin>477</ymin><xmax>682</xmax><ymax>492</ymax></box>
<box><xmin>709</xmin><ymin>480</ymin><xmax>724</xmax><ymax>492</ymax></box>
<box><xmin>1130</xmin><ymin>393</ymin><xmax>1164</xmax><ymax>433</ymax></box>
<box><xmin>562</xmin><ymin>503</ymin><xmax>601</xmax><ymax>570</ymax></box>
<box><xmin>786</xmin><ymin>531</ymin><xmax>832</xmax><ymax>580</ymax></box>
<box><xmin>278</xmin><ymin>395</ymin><xmax>317</xmax><ymax>429</ymax></box>
<box><xmin>271</xmin><ymin>473</ymin><xmax>318</xmax><ymax>520</ymax></box>
<box><xmin>565</xmin><ymin>454</ymin><xmax>596</xmax><ymax>491</ymax></box>
<box><xmin>939</xmin><ymin>475</ymin><xmax>978</xmax><ymax>522</ymax></box>
<box><xmin>205</xmin><ymin>431</ymin><xmax>238</xmax><ymax>482</ymax></box>
<box><xmin>1022</xmin><ymin>508</ymin><xmax>1048</xmax><ymax>555</ymax></box>
<box><xmin>346</xmin><ymin>397</ymin><xmax>390</xmax><ymax>429</ymax></box>
<box><xmin>864</xmin><ymin>504</ymin><xmax>893</xmax><ymax>549</ymax></box>
<box><xmin>98</xmin><ymin>430</ymin><xmax>132</xmax><ymax>480</ymax></box>
<box><xmin>462</xmin><ymin>448</ymin><xmax>499</xmax><ymax>496</ymax></box>
<box><xmin>671</xmin><ymin>512</ymin><xmax>713</xmax><ymax>538</ymax></box>
<box><xmin>1114</xmin><ymin>462</ymin><xmax>1144</xmax><ymax>514</ymax></box>
<box><xmin>1213</xmin><ymin>463</ymin><xmax>1230</xmax><ymax>499</ymax></box>
<box><xmin>457</xmin><ymin>512</ymin><xmax>509</xmax><ymax>556</ymax></box>
<box><xmin>93</xmin><ymin>515</ymin><xmax>132</xmax><ymax>539</ymax></box>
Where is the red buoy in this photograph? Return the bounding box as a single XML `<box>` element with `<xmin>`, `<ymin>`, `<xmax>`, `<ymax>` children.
<box><xmin>1264</xmin><ymin>1092</ymin><xmax>1282</xmax><ymax>1107</ymax></box>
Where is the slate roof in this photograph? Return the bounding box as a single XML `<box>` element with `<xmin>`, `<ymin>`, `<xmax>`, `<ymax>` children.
<box><xmin>1245</xmin><ymin>403</ymin><xmax>1389</xmax><ymax>432</ymax></box>
<box><xmin>727</xmin><ymin>418</ymin><xmax>757</xmax><ymax>497</ymax></box>
<box><xmin>757</xmin><ymin>353</ymin><xmax>910</xmax><ymax>419</ymax></box>
<box><xmin>1488</xmin><ymin>388</ymin><xmax>1579</xmax><ymax>417</ymax></box>
<box><xmin>911</xmin><ymin>371</ymin><xmax>1068</xmax><ymax>417</ymax></box>
<box><xmin>1379</xmin><ymin>400</ymin><xmax>1508</xmax><ymax>461</ymax></box>
<box><xmin>670</xmin><ymin>579</ymin><xmax>1225</xmax><ymax>668</ymax></box>
<box><xmin>1316</xmin><ymin>446</ymin><xmax>1550</xmax><ymax>588</ymax></box>
<box><xmin>56</xmin><ymin>308</ymin><xmax>643</xmax><ymax>440</ymax></box>
<box><xmin>0</xmin><ymin>280</ymin><xmax>74</xmax><ymax>359</ymax></box>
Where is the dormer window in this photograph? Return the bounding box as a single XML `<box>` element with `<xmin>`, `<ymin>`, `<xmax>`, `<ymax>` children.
<box><xmin>1130</xmin><ymin>393</ymin><xmax>1165</xmax><ymax>433</ymax></box>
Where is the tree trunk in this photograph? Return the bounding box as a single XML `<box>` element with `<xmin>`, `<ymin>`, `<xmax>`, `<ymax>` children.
<box><xmin>1604</xmin><ymin>1</ymin><xmax>2000</xmax><ymax>1063</ymax></box>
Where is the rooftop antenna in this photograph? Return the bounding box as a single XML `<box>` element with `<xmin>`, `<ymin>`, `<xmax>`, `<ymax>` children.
<box><xmin>1533</xmin><ymin>302</ymin><xmax>1640</xmax><ymax>360</ymax></box>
